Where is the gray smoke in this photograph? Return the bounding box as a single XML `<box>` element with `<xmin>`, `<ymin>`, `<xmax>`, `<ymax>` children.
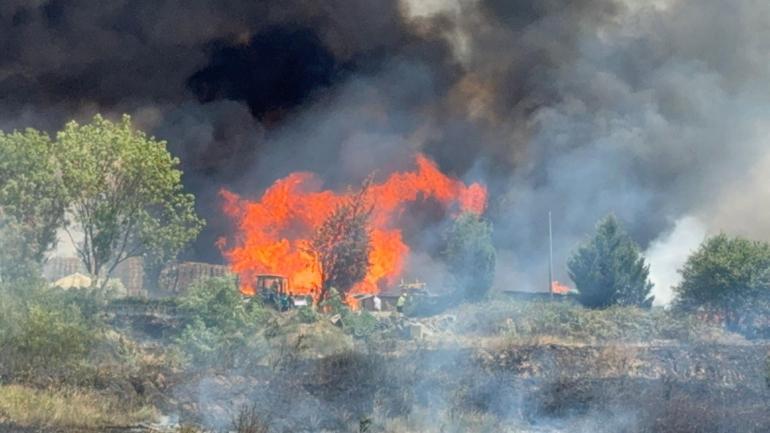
<box><xmin>1</xmin><ymin>0</ymin><xmax>769</xmax><ymax>294</ymax></box>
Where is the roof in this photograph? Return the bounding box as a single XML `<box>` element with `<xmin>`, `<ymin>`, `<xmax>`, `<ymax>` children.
<box><xmin>53</xmin><ymin>272</ymin><xmax>92</xmax><ymax>289</ymax></box>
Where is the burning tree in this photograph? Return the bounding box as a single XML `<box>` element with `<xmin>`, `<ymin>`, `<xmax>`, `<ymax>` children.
<box><xmin>311</xmin><ymin>179</ymin><xmax>373</xmax><ymax>301</ymax></box>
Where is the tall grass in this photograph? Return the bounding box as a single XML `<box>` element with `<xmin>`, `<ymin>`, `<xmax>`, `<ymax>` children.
<box><xmin>0</xmin><ymin>384</ymin><xmax>157</xmax><ymax>428</ymax></box>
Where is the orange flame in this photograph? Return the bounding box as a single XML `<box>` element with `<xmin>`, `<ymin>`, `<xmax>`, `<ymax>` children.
<box><xmin>551</xmin><ymin>280</ymin><xmax>571</xmax><ymax>295</ymax></box>
<box><xmin>219</xmin><ymin>154</ymin><xmax>487</xmax><ymax>298</ymax></box>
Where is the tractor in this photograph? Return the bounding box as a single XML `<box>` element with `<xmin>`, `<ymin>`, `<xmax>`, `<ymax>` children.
<box><xmin>253</xmin><ymin>274</ymin><xmax>309</xmax><ymax>311</ymax></box>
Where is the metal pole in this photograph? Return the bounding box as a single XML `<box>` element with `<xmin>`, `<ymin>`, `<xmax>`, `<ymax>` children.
<box><xmin>548</xmin><ymin>211</ymin><xmax>553</xmax><ymax>296</ymax></box>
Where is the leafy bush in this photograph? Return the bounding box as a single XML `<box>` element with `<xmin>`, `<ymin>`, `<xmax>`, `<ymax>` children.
<box><xmin>568</xmin><ymin>215</ymin><xmax>654</xmax><ymax>308</ymax></box>
<box><xmin>297</xmin><ymin>305</ymin><xmax>319</xmax><ymax>324</ymax></box>
<box><xmin>1</xmin><ymin>303</ymin><xmax>96</xmax><ymax>381</ymax></box>
<box><xmin>443</xmin><ymin>212</ymin><xmax>496</xmax><ymax>301</ymax></box>
<box><xmin>342</xmin><ymin>309</ymin><xmax>379</xmax><ymax>338</ymax></box>
<box><xmin>178</xmin><ymin>277</ymin><xmax>266</xmax><ymax>332</ymax></box>
<box><xmin>176</xmin><ymin>318</ymin><xmax>232</xmax><ymax>366</ymax></box>
<box><xmin>175</xmin><ymin>277</ymin><xmax>269</xmax><ymax>367</ymax></box>
<box><xmin>0</xmin><ymin>281</ymin><xmax>105</xmax><ymax>383</ymax></box>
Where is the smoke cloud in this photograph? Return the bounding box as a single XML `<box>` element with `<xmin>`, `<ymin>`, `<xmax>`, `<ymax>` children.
<box><xmin>2</xmin><ymin>0</ymin><xmax>769</xmax><ymax>295</ymax></box>
<box><xmin>645</xmin><ymin>216</ymin><xmax>706</xmax><ymax>305</ymax></box>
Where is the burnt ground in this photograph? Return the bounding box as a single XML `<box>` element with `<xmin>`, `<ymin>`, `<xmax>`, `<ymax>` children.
<box><xmin>171</xmin><ymin>342</ymin><xmax>770</xmax><ymax>432</ymax></box>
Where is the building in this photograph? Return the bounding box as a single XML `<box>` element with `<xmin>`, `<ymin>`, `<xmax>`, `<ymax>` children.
<box><xmin>113</xmin><ymin>257</ymin><xmax>145</xmax><ymax>297</ymax></box>
<box><xmin>158</xmin><ymin>261</ymin><xmax>233</xmax><ymax>294</ymax></box>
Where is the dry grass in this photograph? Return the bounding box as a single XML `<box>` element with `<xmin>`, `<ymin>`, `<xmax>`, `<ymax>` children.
<box><xmin>450</xmin><ymin>299</ymin><xmax>736</xmax><ymax>343</ymax></box>
<box><xmin>0</xmin><ymin>384</ymin><xmax>157</xmax><ymax>428</ymax></box>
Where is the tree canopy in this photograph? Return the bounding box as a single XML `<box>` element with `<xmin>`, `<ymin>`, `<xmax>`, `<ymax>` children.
<box><xmin>568</xmin><ymin>215</ymin><xmax>654</xmax><ymax>308</ymax></box>
<box><xmin>0</xmin><ymin>215</ymin><xmax>42</xmax><ymax>285</ymax></box>
<box><xmin>443</xmin><ymin>212</ymin><xmax>496</xmax><ymax>301</ymax></box>
<box><xmin>675</xmin><ymin>234</ymin><xmax>770</xmax><ymax>332</ymax></box>
<box><xmin>0</xmin><ymin>129</ymin><xmax>68</xmax><ymax>263</ymax></box>
<box><xmin>55</xmin><ymin>114</ymin><xmax>204</xmax><ymax>284</ymax></box>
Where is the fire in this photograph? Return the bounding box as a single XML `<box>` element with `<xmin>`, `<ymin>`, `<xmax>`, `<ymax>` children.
<box><xmin>219</xmin><ymin>154</ymin><xmax>487</xmax><ymax>298</ymax></box>
<box><xmin>551</xmin><ymin>280</ymin><xmax>571</xmax><ymax>295</ymax></box>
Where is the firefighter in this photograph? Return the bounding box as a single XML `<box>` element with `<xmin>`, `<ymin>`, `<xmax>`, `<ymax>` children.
<box><xmin>279</xmin><ymin>294</ymin><xmax>292</xmax><ymax>311</ymax></box>
<box><xmin>396</xmin><ymin>290</ymin><xmax>407</xmax><ymax>314</ymax></box>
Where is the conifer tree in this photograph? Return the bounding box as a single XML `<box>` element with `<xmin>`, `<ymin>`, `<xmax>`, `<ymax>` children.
<box><xmin>443</xmin><ymin>212</ymin><xmax>496</xmax><ymax>301</ymax></box>
<box><xmin>568</xmin><ymin>215</ymin><xmax>654</xmax><ymax>308</ymax></box>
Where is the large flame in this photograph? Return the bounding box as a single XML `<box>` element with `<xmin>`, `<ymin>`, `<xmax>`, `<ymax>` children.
<box><xmin>219</xmin><ymin>154</ymin><xmax>487</xmax><ymax>298</ymax></box>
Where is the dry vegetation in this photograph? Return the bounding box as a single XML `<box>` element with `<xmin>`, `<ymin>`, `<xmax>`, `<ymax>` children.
<box><xmin>0</xmin><ymin>384</ymin><xmax>156</xmax><ymax>429</ymax></box>
<box><xmin>0</xmin><ymin>277</ymin><xmax>767</xmax><ymax>433</ymax></box>
<box><xmin>445</xmin><ymin>299</ymin><xmax>736</xmax><ymax>344</ymax></box>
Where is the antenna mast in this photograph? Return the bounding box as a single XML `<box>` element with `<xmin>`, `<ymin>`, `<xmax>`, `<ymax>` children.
<box><xmin>548</xmin><ymin>211</ymin><xmax>553</xmax><ymax>296</ymax></box>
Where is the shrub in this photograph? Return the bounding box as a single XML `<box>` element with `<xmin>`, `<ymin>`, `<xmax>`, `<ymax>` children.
<box><xmin>568</xmin><ymin>215</ymin><xmax>654</xmax><ymax>308</ymax></box>
<box><xmin>175</xmin><ymin>277</ymin><xmax>270</xmax><ymax>367</ymax></box>
<box><xmin>297</xmin><ymin>305</ymin><xmax>319</xmax><ymax>324</ymax></box>
<box><xmin>231</xmin><ymin>403</ymin><xmax>269</xmax><ymax>433</ymax></box>
<box><xmin>342</xmin><ymin>309</ymin><xmax>379</xmax><ymax>338</ymax></box>
<box><xmin>175</xmin><ymin>318</ymin><xmax>232</xmax><ymax>366</ymax></box>
<box><xmin>443</xmin><ymin>212</ymin><xmax>496</xmax><ymax>301</ymax></box>
<box><xmin>449</xmin><ymin>299</ymin><xmax>725</xmax><ymax>343</ymax></box>
<box><xmin>1</xmin><ymin>297</ymin><xmax>96</xmax><ymax>382</ymax></box>
<box><xmin>178</xmin><ymin>277</ymin><xmax>266</xmax><ymax>332</ymax></box>
<box><xmin>675</xmin><ymin>234</ymin><xmax>770</xmax><ymax>336</ymax></box>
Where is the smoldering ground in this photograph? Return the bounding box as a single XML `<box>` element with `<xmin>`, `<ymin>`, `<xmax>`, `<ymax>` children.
<box><xmin>170</xmin><ymin>325</ymin><xmax>770</xmax><ymax>432</ymax></box>
<box><xmin>2</xmin><ymin>1</ymin><xmax>770</xmax><ymax>289</ymax></box>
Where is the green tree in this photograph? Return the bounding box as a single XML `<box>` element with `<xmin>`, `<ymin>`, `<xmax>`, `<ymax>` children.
<box><xmin>0</xmin><ymin>214</ymin><xmax>42</xmax><ymax>284</ymax></box>
<box><xmin>443</xmin><ymin>212</ymin><xmax>496</xmax><ymax>301</ymax></box>
<box><xmin>311</xmin><ymin>180</ymin><xmax>372</xmax><ymax>301</ymax></box>
<box><xmin>568</xmin><ymin>215</ymin><xmax>653</xmax><ymax>308</ymax></box>
<box><xmin>0</xmin><ymin>129</ymin><xmax>69</xmax><ymax>263</ymax></box>
<box><xmin>56</xmin><ymin>114</ymin><xmax>204</xmax><ymax>285</ymax></box>
<box><xmin>674</xmin><ymin>234</ymin><xmax>770</xmax><ymax>332</ymax></box>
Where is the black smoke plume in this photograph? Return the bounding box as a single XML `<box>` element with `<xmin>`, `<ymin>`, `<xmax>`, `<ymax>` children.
<box><xmin>1</xmin><ymin>0</ymin><xmax>769</xmax><ymax>296</ymax></box>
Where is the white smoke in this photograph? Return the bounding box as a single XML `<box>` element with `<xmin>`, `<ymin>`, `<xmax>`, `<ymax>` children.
<box><xmin>645</xmin><ymin>216</ymin><xmax>706</xmax><ymax>306</ymax></box>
